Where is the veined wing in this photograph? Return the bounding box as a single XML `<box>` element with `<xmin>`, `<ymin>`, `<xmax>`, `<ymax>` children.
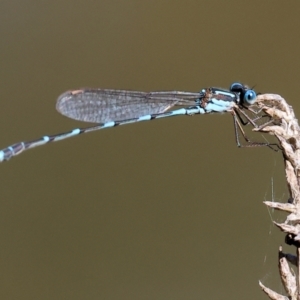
<box><xmin>56</xmin><ymin>89</ymin><xmax>200</xmax><ymax>124</ymax></box>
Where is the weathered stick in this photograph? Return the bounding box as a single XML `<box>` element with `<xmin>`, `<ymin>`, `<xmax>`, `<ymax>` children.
<box><xmin>254</xmin><ymin>93</ymin><xmax>300</xmax><ymax>300</ymax></box>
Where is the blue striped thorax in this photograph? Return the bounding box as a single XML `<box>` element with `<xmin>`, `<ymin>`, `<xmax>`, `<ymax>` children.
<box><xmin>199</xmin><ymin>83</ymin><xmax>257</xmax><ymax>110</ymax></box>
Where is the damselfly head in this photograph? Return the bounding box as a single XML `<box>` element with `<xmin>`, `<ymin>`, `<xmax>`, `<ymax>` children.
<box><xmin>230</xmin><ymin>82</ymin><xmax>257</xmax><ymax>106</ymax></box>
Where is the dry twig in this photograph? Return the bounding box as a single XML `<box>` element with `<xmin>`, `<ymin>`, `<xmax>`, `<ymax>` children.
<box><xmin>254</xmin><ymin>93</ymin><xmax>300</xmax><ymax>299</ymax></box>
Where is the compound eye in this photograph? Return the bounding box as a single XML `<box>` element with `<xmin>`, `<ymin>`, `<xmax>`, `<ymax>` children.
<box><xmin>243</xmin><ymin>90</ymin><xmax>256</xmax><ymax>105</ymax></box>
<box><xmin>230</xmin><ymin>82</ymin><xmax>244</xmax><ymax>93</ymax></box>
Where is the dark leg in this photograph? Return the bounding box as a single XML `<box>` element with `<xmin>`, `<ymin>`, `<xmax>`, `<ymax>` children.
<box><xmin>232</xmin><ymin>110</ymin><xmax>280</xmax><ymax>151</ymax></box>
<box><xmin>234</xmin><ymin>107</ymin><xmax>272</xmax><ymax>127</ymax></box>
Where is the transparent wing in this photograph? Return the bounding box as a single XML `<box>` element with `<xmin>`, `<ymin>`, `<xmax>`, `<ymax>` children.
<box><xmin>56</xmin><ymin>89</ymin><xmax>200</xmax><ymax>123</ymax></box>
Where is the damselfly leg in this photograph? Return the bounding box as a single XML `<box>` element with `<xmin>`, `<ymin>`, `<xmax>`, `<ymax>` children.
<box><xmin>232</xmin><ymin>108</ymin><xmax>280</xmax><ymax>151</ymax></box>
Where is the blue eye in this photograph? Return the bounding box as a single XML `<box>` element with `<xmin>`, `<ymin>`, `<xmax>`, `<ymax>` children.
<box><xmin>243</xmin><ymin>90</ymin><xmax>256</xmax><ymax>105</ymax></box>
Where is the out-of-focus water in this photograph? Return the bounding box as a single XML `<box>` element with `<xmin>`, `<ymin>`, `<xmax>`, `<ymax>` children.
<box><xmin>0</xmin><ymin>1</ymin><xmax>297</xmax><ymax>299</ymax></box>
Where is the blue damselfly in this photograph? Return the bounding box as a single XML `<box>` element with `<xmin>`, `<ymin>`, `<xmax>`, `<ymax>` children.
<box><xmin>0</xmin><ymin>82</ymin><xmax>272</xmax><ymax>162</ymax></box>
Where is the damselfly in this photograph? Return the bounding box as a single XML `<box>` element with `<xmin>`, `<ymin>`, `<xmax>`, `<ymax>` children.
<box><xmin>0</xmin><ymin>82</ymin><xmax>271</xmax><ymax>162</ymax></box>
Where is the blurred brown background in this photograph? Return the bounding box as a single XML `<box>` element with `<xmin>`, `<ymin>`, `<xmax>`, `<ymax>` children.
<box><xmin>0</xmin><ymin>1</ymin><xmax>298</xmax><ymax>299</ymax></box>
